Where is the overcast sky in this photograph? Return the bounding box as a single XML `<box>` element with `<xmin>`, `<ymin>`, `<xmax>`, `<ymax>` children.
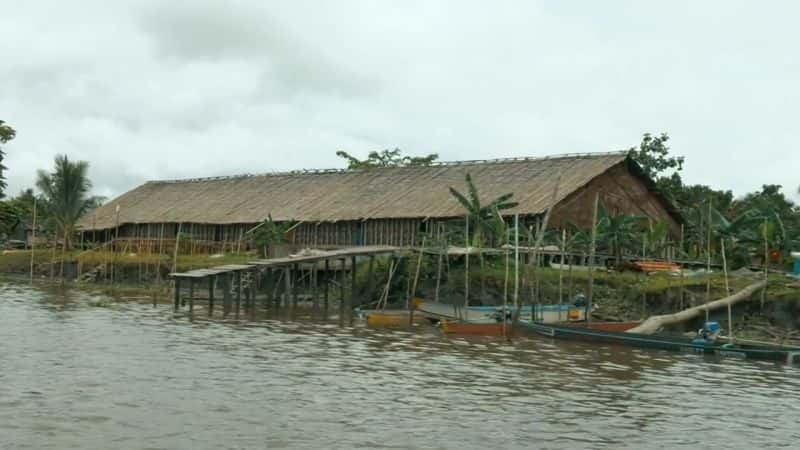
<box><xmin>2</xmin><ymin>0</ymin><xmax>798</xmax><ymax>202</ymax></box>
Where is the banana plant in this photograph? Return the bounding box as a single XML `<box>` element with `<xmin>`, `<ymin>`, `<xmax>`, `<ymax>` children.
<box><xmin>449</xmin><ymin>173</ymin><xmax>518</xmax><ymax>248</ymax></box>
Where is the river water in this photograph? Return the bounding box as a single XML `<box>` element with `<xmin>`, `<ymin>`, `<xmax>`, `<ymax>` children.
<box><xmin>1</xmin><ymin>282</ymin><xmax>798</xmax><ymax>450</ymax></box>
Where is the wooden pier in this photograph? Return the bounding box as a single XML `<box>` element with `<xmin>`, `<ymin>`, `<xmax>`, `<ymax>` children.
<box><xmin>169</xmin><ymin>246</ymin><xmax>401</xmax><ymax>320</ymax></box>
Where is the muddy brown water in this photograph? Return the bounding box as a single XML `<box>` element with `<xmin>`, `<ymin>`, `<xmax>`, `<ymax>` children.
<box><xmin>1</xmin><ymin>282</ymin><xmax>799</xmax><ymax>449</ymax></box>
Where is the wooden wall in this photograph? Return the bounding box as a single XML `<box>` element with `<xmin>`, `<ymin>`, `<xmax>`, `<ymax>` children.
<box><xmin>292</xmin><ymin>218</ymin><xmax>426</xmax><ymax>247</ymax></box>
<box><xmin>548</xmin><ymin>163</ymin><xmax>681</xmax><ymax>236</ymax></box>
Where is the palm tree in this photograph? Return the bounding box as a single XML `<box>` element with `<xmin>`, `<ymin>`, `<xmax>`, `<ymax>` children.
<box><xmin>36</xmin><ymin>155</ymin><xmax>95</xmax><ymax>249</ymax></box>
<box><xmin>449</xmin><ymin>173</ymin><xmax>518</xmax><ymax>247</ymax></box>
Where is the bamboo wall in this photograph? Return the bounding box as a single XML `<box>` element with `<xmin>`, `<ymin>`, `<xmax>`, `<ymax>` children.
<box><xmin>290</xmin><ymin>218</ymin><xmax>427</xmax><ymax>247</ymax></box>
<box><xmin>80</xmin><ymin>218</ymin><xmax>439</xmax><ymax>253</ymax></box>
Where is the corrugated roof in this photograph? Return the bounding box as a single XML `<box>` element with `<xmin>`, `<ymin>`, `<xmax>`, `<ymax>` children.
<box><xmin>78</xmin><ymin>152</ymin><xmax>629</xmax><ymax>230</ymax></box>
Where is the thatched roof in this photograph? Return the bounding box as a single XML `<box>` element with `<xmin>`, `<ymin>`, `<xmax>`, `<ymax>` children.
<box><xmin>79</xmin><ymin>152</ymin><xmax>635</xmax><ymax>230</ymax></box>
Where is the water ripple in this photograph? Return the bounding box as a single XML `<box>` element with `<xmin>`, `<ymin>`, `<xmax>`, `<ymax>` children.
<box><xmin>0</xmin><ymin>282</ymin><xmax>798</xmax><ymax>449</ymax></box>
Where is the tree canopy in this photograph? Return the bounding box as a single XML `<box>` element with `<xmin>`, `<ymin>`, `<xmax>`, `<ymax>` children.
<box><xmin>336</xmin><ymin>148</ymin><xmax>439</xmax><ymax>169</ymax></box>
<box><xmin>627</xmin><ymin>132</ymin><xmax>684</xmax><ymax>181</ymax></box>
<box><xmin>36</xmin><ymin>155</ymin><xmax>96</xmax><ymax>248</ymax></box>
<box><xmin>0</xmin><ymin>120</ymin><xmax>17</xmax><ymax>199</ymax></box>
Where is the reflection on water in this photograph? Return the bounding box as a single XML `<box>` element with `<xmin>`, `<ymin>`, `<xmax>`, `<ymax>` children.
<box><xmin>1</xmin><ymin>282</ymin><xmax>798</xmax><ymax>449</ymax></box>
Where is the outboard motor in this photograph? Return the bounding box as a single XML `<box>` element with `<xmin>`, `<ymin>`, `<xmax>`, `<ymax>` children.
<box><xmin>692</xmin><ymin>321</ymin><xmax>722</xmax><ymax>345</ymax></box>
<box><xmin>492</xmin><ymin>307</ymin><xmax>513</xmax><ymax>323</ymax></box>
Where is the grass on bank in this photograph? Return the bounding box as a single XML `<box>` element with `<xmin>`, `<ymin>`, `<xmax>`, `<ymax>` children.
<box><xmin>0</xmin><ymin>249</ymin><xmax>256</xmax><ymax>273</ymax></box>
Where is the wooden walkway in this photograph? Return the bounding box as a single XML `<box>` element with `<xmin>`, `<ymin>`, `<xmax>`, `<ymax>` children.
<box><xmin>168</xmin><ymin>246</ymin><xmax>401</xmax><ymax>315</ymax></box>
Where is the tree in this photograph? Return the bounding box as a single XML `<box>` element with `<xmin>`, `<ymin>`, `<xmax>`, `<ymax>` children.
<box><xmin>627</xmin><ymin>132</ymin><xmax>684</xmax><ymax>180</ymax></box>
<box><xmin>0</xmin><ymin>120</ymin><xmax>17</xmax><ymax>198</ymax></box>
<box><xmin>252</xmin><ymin>214</ymin><xmax>294</xmax><ymax>258</ymax></box>
<box><xmin>35</xmin><ymin>155</ymin><xmax>95</xmax><ymax>249</ymax></box>
<box><xmin>336</xmin><ymin>148</ymin><xmax>439</xmax><ymax>169</ymax></box>
<box><xmin>448</xmin><ymin>173</ymin><xmax>518</xmax><ymax>247</ymax></box>
<box><xmin>596</xmin><ymin>208</ymin><xmax>643</xmax><ymax>265</ymax></box>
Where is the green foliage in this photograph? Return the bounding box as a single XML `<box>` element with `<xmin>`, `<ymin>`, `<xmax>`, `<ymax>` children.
<box><xmin>448</xmin><ymin>172</ymin><xmax>518</xmax><ymax>247</ymax></box>
<box><xmin>0</xmin><ymin>189</ymin><xmax>38</xmax><ymax>239</ymax></box>
<box><xmin>252</xmin><ymin>214</ymin><xmax>294</xmax><ymax>257</ymax></box>
<box><xmin>596</xmin><ymin>208</ymin><xmax>644</xmax><ymax>264</ymax></box>
<box><xmin>36</xmin><ymin>155</ymin><xmax>95</xmax><ymax>248</ymax></box>
<box><xmin>336</xmin><ymin>148</ymin><xmax>439</xmax><ymax>169</ymax></box>
<box><xmin>627</xmin><ymin>132</ymin><xmax>684</xmax><ymax>180</ymax></box>
<box><xmin>0</xmin><ymin>120</ymin><xmax>17</xmax><ymax>198</ymax></box>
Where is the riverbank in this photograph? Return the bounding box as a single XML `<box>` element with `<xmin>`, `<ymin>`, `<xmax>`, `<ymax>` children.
<box><xmin>3</xmin><ymin>249</ymin><xmax>798</xmax><ymax>344</ymax></box>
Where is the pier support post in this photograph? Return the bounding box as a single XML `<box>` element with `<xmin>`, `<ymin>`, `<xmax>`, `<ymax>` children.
<box><xmin>208</xmin><ymin>275</ymin><xmax>215</xmax><ymax>317</ymax></box>
<box><xmin>235</xmin><ymin>270</ymin><xmax>242</xmax><ymax>318</ymax></box>
<box><xmin>223</xmin><ymin>273</ymin><xmax>232</xmax><ymax>318</ymax></box>
<box><xmin>292</xmin><ymin>263</ymin><xmax>299</xmax><ymax>314</ymax></box>
<box><xmin>350</xmin><ymin>256</ymin><xmax>358</xmax><ymax>312</ymax></box>
<box><xmin>189</xmin><ymin>279</ymin><xmax>194</xmax><ymax>313</ymax></box>
<box><xmin>338</xmin><ymin>258</ymin><xmax>346</xmax><ymax>325</ymax></box>
<box><xmin>312</xmin><ymin>263</ymin><xmax>319</xmax><ymax>317</ymax></box>
<box><xmin>245</xmin><ymin>272</ymin><xmax>252</xmax><ymax>312</ymax></box>
<box><xmin>323</xmin><ymin>259</ymin><xmax>330</xmax><ymax>315</ymax></box>
<box><xmin>173</xmin><ymin>278</ymin><xmax>181</xmax><ymax>312</ymax></box>
<box><xmin>366</xmin><ymin>255</ymin><xmax>375</xmax><ymax>306</ymax></box>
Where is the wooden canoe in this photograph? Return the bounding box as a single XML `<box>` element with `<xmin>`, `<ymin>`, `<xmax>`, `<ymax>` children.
<box><xmin>363</xmin><ymin>310</ymin><xmax>416</xmax><ymax>326</ymax></box>
<box><xmin>415</xmin><ymin>300</ymin><xmax>589</xmax><ymax>324</ymax></box>
<box><xmin>522</xmin><ymin>322</ymin><xmax>800</xmax><ymax>364</ymax></box>
<box><xmin>441</xmin><ymin>320</ymin><xmax>640</xmax><ymax>336</ymax></box>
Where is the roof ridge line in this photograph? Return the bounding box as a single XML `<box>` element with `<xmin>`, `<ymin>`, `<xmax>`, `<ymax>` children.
<box><xmin>147</xmin><ymin>150</ymin><xmax>627</xmax><ymax>184</ymax></box>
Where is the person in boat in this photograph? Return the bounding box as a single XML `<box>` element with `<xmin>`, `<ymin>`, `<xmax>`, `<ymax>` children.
<box><xmin>692</xmin><ymin>321</ymin><xmax>722</xmax><ymax>345</ymax></box>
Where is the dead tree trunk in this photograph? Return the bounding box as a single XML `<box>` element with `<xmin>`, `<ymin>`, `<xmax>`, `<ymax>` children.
<box><xmin>626</xmin><ymin>280</ymin><xmax>766</xmax><ymax>335</ymax></box>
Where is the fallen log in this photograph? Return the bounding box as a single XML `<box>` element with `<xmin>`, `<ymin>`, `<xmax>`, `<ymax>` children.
<box><xmin>626</xmin><ymin>280</ymin><xmax>766</xmax><ymax>335</ymax></box>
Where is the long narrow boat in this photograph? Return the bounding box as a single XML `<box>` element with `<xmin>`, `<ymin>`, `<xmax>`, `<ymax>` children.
<box><xmin>522</xmin><ymin>321</ymin><xmax>800</xmax><ymax>364</ymax></box>
<box><xmin>414</xmin><ymin>300</ymin><xmax>588</xmax><ymax>324</ymax></box>
<box><xmin>441</xmin><ymin>320</ymin><xmax>640</xmax><ymax>336</ymax></box>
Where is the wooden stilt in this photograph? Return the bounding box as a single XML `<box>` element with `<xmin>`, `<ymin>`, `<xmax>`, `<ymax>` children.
<box><xmin>324</xmin><ymin>259</ymin><xmax>330</xmax><ymax>315</ymax></box>
<box><xmin>173</xmin><ymin>278</ymin><xmax>181</xmax><ymax>311</ymax></box>
<box><xmin>245</xmin><ymin>272</ymin><xmax>253</xmax><ymax>315</ymax></box>
<box><xmin>208</xmin><ymin>275</ymin><xmax>215</xmax><ymax>316</ymax></box>
<box><xmin>338</xmin><ymin>258</ymin><xmax>345</xmax><ymax>326</ymax></box>
<box><xmin>235</xmin><ymin>270</ymin><xmax>242</xmax><ymax>318</ymax></box>
<box><xmin>189</xmin><ymin>279</ymin><xmax>194</xmax><ymax>314</ymax></box>
<box><xmin>283</xmin><ymin>267</ymin><xmax>292</xmax><ymax>311</ymax></box>
<box><xmin>292</xmin><ymin>263</ymin><xmax>299</xmax><ymax>313</ymax></box>
<box><xmin>366</xmin><ymin>255</ymin><xmax>375</xmax><ymax>306</ymax></box>
<box><xmin>350</xmin><ymin>256</ymin><xmax>357</xmax><ymax>311</ymax></box>
<box><xmin>266</xmin><ymin>269</ymin><xmax>275</xmax><ymax>309</ymax></box>
<box><xmin>223</xmin><ymin>273</ymin><xmax>231</xmax><ymax>318</ymax></box>
<box><xmin>312</xmin><ymin>264</ymin><xmax>319</xmax><ymax>316</ymax></box>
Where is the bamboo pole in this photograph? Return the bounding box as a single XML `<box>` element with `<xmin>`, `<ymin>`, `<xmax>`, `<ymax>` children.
<box><xmin>157</xmin><ymin>223</ymin><xmax>165</xmax><ymax>285</ymax></box>
<box><xmin>29</xmin><ymin>198</ymin><xmax>37</xmax><ymax>284</ymax></box>
<box><xmin>558</xmin><ymin>228</ymin><xmax>565</xmax><ymax>321</ymax></box>
<box><xmin>705</xmin><ymin>199</ymin><xmax>712</xmax><ymax>321</ymax></box>
<box><xmin>721</xmin><ymin>238</ymin><xmax>733</xmax><ymax>343</ymax></box>
<box><xmin>59</xmin><ymin>228</ymin><xmax>67</xmax><ymax>284</ymax></box>
<box><xmin>463</xmin><ymin>214</ymin><xmax>469</xmax><ymax>317</ymax></box>
<box><xmin>49</xmin><ymin>231</ymin><xmax>56</xmax><ymax>281</ymax></box>
<box><xmin>587</xmin><ymin>192</ymin><xmax>600</xmax><ymax>325</ymax></box>
<box><xmin>434</xmin><ymin>251</ymin><xmax>443</xmax><ymax>303</ymax></box>
<box><xmin>410</xmin><ymin>238</ymin><xmax>426</xmax><ymax>299</ymax></box>
<box><xmin>627</xmin><ymin>280</ymin><xmax>766</xmax><ymax>335</ymax></box>
<box><xmin>379</xmin><ymin>258</ymin><xmax>398</xmax><ymax>310</ymax></box>
<box><xmin>761</xmin><ymin>217</ymin><xmax>768</xmax><ymax>309</ymax></box>
<box><xmin>171</xmin><ymin>223</ymin><xmax>182</xmax><ymax>285</ymax></box>
<box><xmin>503</xmin><ymin>235</ymin><xmax>509</xmax><ymax>339</ymax></box>
<box><xmin>110</xmin><ymin>205</ymin><xmax>120</xmax><ymax>291</ymax></box>
<box><xmin>513</xmin><ymin>213</ymin><xmax>519</xmax><ymax>310</ymax></box>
